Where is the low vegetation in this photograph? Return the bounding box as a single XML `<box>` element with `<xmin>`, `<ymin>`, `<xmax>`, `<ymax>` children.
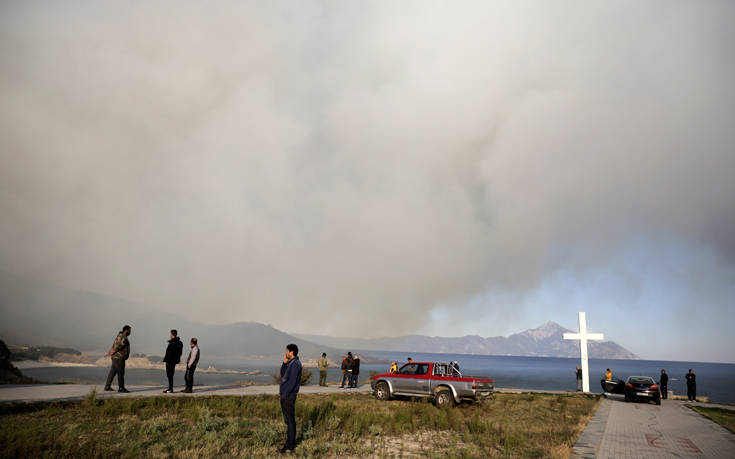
<box><xmin>6</xmin><ymin>343</ymin><xmax>82</xmax><ymax>361</ymax></box>
<box><xmin>0</xmin><ymin>340</ymin><xmax>40</xmax><ymax>384</ymax></box>
<box><xmin>271</xmin><ymin>368</ymin><xmax>313</xmax><ymax>386</ymax></box>
<box><xmin>688</xmin><ymin>406</ymin><xmax>735</xmax><ymax>434</ymax></box>
<box><xmin>0</xmin><ymin>391</ymin><xmax>599</xmax><ymax>458</ymax></box>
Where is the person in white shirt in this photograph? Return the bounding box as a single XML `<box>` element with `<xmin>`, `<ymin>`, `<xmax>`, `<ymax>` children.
<box><xmin>183</xmin><ymin>338</ymin><xmax>200</xmax><ymax>393</ymax></box>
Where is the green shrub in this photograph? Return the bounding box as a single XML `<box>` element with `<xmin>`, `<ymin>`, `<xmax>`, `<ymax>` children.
<box><xmin>251</xmin><ymin>422</ymin><xmax>282</xmax><ymax>447</ymax></box>
<box><xmin>301</xmin><ymin>368</ymin><xmax>313</xmax><ymax>385</ymax></box>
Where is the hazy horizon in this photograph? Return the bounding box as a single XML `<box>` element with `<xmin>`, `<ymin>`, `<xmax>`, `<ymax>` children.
<box><xmin>2</xmin><ymin>1</ymin><xmax>734</xmax><ymax>363</ymax></box>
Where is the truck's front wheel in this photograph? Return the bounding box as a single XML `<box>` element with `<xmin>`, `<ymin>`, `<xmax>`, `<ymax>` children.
<box><xmin>434</xmin><ymin>389</ymin><xmax>455</xmax><ymax>408</ymax></box>
<box><xmin>374</xmin><ymin>382</ymin><xmax>390</xmax><ymax>401</ymax></box>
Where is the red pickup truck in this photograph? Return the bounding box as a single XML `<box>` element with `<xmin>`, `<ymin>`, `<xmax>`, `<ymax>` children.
<box><xmin>371</xmin><ymin>361</ymin><xmax>494</xmax><ymax>407</ymax></box>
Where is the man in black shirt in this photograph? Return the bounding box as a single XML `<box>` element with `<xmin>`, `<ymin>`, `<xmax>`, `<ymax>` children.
<box><xmin>576</xmin><ymin>366</ymin><xmax>583</xmax><ymax>392</ymax></box>
<box><xmin>660</xmin><ymin>369</ymin><xmax>668</xmax><ymax>399</ymax></box>
<box><xmin>685</xmin><ymin>369</ymin><xmax>697</xmax><ymax>401</ymax></box>
<box><xmin>162</xmin><ymin>329</ymin><xmax>183</xmax><ymax>393</ymax></box>
<box><xmin>349</xmin><ymin>355</ymin><xmax>360</xmax><ymax>388</ymax></box>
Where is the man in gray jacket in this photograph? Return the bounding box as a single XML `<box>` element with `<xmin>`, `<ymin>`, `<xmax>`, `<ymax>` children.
<box><xmin>182</xmin><ymin>338</ymin><xmax>199</xmax><ymax>393</ymax></box>
<box><xmin>104</xmin><ymin>325</ymin><xmax>131</xmax><ymax>393</ymax></box>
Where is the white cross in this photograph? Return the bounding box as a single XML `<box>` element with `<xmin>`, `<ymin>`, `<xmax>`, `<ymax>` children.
<box><xmin>563</xmin><ymin>312</ymin><xmax>604</xmax><ymax>393</ymax></box>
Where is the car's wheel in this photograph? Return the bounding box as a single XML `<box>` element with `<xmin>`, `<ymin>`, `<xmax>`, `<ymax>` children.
<box><xmin>655</xmin><ymin>398</ymin><xmax>661</xmax><ymax>406</ymax></box>
<box><xmin>624</xmin><ymin>394</ymin><xmax>630</xmax><ymax>402</ymax></box>
<box><xmin>434</xmin><ymin>389</ymin><xmax>455</xmax><ymax>408</ymax></box>
<box><xmin>374</xmin><ymin>381</ymin><xmax>390</xmax><ymax>401</ymax></box>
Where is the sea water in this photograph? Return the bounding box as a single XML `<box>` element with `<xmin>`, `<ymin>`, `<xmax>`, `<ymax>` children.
<box><xmin>20</xmin><ymin>352</ymin><xmax>735</xmax><ymax>403</ymax></box>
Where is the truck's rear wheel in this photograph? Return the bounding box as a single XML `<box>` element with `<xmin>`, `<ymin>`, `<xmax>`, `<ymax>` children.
<box><xmin>434</xmin><ymin>389</ymin><xmax>455</xmax><ymax>408</ymax></box>
<box><xmin>374</xmin><ymin>382</ymin><xmax>390</xmax><ymax>401</ymax></box>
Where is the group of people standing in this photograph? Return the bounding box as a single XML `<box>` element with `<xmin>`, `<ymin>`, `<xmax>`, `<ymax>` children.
<box><xmin>102</xmin><ymin>325</ymin><xmax>302</xmax><ymax>454</ymax></box>
<box><xmin>339</xmin><ymin>352</ymin><xmax>361</xmax><ymax>388</ymax></box>
<box><xmin>162</xmin><ymin>330</ymin><xmax>200</xmax><ymax>393</ymax></box>
<box><xmin>103</xmin><ymin>325</ymin><xmax>200</xmax><ymax>394</ymax></box>
<box><xmin>596</xmin><ymin>366</ymin><xmax>698</xmax><ymax>401</ymax></box>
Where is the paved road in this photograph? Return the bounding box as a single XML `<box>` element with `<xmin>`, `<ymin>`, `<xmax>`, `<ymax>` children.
<box><xmin>0</xmin><ymin>383</ymin><xmax>372</xmax><ymax>404</ymax></box>
<box><xmin>0</xmin><ymin>383</ymin><xmax>572</xmax><ymax>405</ymax></box>
<box><xmin>574</xmin><ymin>394</ymin><xmax>735</xmax><ymax>458</ymax></box>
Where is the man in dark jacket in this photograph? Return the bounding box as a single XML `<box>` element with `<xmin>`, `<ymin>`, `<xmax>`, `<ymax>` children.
<box><xmin>349</xmin><ymin>355</ymin><xmax>360</xmax><ymax>388</ymax></box>
<box><xmin>339</xmin><ymin>355</ymin><xmax>348</xmax><ymax>388</ymax></box>
<box><xmin>279</xmin><ymin>343</ymin><xmax>302</xmax><ymax>454</ymax></box>
<box><xmin>182</xmin><ymin>338</ymin><xmax>199</xmax><ymax>393</ymax></box>
<box><xmin>104</xmin><ymin>325</ymin><xmax>131</xmax><ymax>393</ymax></box>
<box><xmin>340</xmin><ymin>352</ymin><xmax>354</xmax><ymax>388</ymax></box>
<box><xmin>162</xmin><ymin>330</ymin><xmax>183</xmax><ymax>393</ymax></box>
<box><xmin>576</xmin><ymin>366</ymin><xmax>583</xmax><ymax>391</ymax></box>
<box><xmin>660</xmin><ymin>369</ymin><xmax>668</xmax><ymax>399</ymax></box>
<box><xmin>686</xmin><ymin>369</ymin><xmax>696</xmax><ymax>401</ymax></box>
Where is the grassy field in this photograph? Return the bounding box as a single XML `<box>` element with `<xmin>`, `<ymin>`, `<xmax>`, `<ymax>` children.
<box><xmin>688</xmin><ymin>406</ymin><xmax>735</xmax><ymax>434</ymax></box>
<box><xmin>1</xmin><ymin>391</ymin><xmax>600</xmax><ymax>458</ymax></box>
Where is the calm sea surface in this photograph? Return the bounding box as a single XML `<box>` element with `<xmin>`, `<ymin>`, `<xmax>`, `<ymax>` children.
<box><xmin>21</xmin><ymin>351</ymin><xmax>735</xmax><ymax>403</ymax></box>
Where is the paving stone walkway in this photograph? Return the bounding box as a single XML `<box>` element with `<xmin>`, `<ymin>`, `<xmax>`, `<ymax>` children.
<box><xmin>573</xmin><ymin>394</ymin><xmax>735</xmax><ymax>458</ymax></box>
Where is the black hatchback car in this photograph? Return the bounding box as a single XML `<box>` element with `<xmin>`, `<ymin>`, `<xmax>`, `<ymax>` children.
<box><xmin>624</xmin><ymin>376</ymin><xmax>661</xmax><ymax>405</ymax></box>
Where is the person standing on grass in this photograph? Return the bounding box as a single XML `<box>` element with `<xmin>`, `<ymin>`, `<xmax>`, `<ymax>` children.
<box><xmin>279</xmin><ymin>343</ymin><xmax>302</xmax><ymax>454</ymax></box>
<box><xmin>162</xmin><ymin>329</ymin><xmax>183</xmax><ymax>393</ymax></box>
<box><xmin>182</xmin><ymin>338</ymin><xmax>199</xmax><ymax>393</ymax></box>
<box><xmin>686</xmin><ymin>369</ymin><xmax>697</xmax><ymax>401</ymax></box>
<box><xmin>104</xmin><ymin>325</ymin><xmax>131</xmax><ymax>393</ymax></box>
<box><xmin>350</xmin><ymin>355</ymin><xmax>360</xmax><ymax>388</ymax></box>
<box><xmin>660</xmin><ymin>369</ymin><xmax>668</xmax><ymax>399</ymax></box>
<box><xmin>576</xmin><ymin>366</ymin><xmax>582</xmax><ymax>392</ymax></box>
<box><xmin>318</xmin><ymin>352</ymin><xmax>328</xmax><ymax>386</ymax></box>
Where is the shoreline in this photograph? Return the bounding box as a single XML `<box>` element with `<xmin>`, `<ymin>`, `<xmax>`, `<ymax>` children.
<box><xmin>12</xmin><ymin>359</ymin><xmax>263</xmax><ymax>376</ymax></box>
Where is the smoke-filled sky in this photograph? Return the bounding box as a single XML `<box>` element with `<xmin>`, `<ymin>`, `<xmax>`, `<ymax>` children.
<box><xmin>1</xmin><ymin>1</ymin><xmax>734</xmax><ymax>362</ymax></box>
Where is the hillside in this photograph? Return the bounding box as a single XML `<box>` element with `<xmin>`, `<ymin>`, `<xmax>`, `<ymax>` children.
<box><xmin>0</xmin><ymin>270</ymin><xmax>332</xmax><ymax>360</ymax></box>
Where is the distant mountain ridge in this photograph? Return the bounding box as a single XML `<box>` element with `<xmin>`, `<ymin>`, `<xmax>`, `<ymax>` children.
<box><xmin>0</xmin><ymin>270</ymin><xmax>637</xmax><ymax>360</ymax></box>
<box><xmin>0</xmin><ymin>270</ymin><xmax>335</xmax><ymax>360</ymax></box>
<box><xmin>295</xmin><ymin>321</ymin><xmax>640</xmax><ymax>359</ymax></box>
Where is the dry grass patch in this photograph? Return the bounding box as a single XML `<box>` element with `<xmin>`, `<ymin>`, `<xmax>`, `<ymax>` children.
<box><xmin>0</xmin><ymin>391</ymin><xmax>599</xmax><ymax>458</ymax></box>
<box><xmin>688</xmin><ymin>406</ymin><xmax>735</xmax><ymax>434</ymax></box>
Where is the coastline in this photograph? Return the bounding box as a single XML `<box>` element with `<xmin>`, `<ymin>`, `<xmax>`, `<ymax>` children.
<box><xmin>12</xmin><ymin>359</ymin><xmax>263</xmax><ymax>376</ymax></box>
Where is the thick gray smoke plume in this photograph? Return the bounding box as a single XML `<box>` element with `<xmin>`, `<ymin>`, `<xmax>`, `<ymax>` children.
<box><xmin>1</xmin><ymin>1</ymin><xmax>734</xmax><ymax>340</ymax></box>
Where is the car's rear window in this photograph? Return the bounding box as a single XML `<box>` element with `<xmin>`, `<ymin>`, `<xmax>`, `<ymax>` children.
<box><xmin>629</xmin><ymin>377</ymin><xmax>654</xmax><ymax>384</ymax></box>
